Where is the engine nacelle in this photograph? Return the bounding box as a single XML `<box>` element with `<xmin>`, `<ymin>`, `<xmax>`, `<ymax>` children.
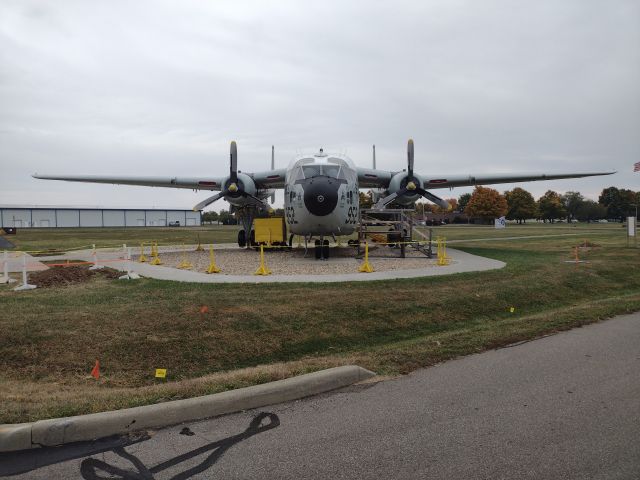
<box><xmin>387</xmin><ymin>171</ymin><xmax>425</xmax><ymax>206</ymax></box>
<box><xmin>223</xmin><ymin>172</ymin><xmax>257</xmax><ymax>207</ymax></box>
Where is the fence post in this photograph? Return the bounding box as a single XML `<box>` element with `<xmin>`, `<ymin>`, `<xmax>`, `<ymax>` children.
<box><xmin>119</xmin><ymin>247</ymin><xmax>140</xmax><ymax>280</ymax></box>
<box><xmin>89</xmin><ymin>243</ymin><xmax>104</xmax><ymax>270</ymax></box>
<box><xmin>13</xmin><ymin>252</ymin><xmax>37</xmax><ymax>291</ymax></box>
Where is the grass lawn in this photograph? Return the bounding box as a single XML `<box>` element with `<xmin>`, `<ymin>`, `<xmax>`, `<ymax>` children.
<box><xmin>0</xmin><ymin>223</ymin><xmax>639</xmax><ymax>423</ymax></box>
<box><xmin>4</xmin><ymin>225</ymin><xmax>239</xmax><ymax>252</ymax></box>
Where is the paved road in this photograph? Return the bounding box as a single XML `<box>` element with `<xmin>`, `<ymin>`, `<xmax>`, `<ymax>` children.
<box><xmin>3</xmin><ymin>312</ymin><xmax>639</xmax><ymax>479</ymax></box>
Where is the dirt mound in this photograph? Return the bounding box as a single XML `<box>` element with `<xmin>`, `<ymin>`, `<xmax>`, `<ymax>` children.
<box><xmin>29</xmin><ymin>265</ymin><xmax>120</xmax><ymax>288</ymax></box>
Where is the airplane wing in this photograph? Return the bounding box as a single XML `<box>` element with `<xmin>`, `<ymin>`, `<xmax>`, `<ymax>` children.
<box><xmin>32</xmin><ymin>174</ymin><xmax>227</xmax><ymax>191</ymax></box>
<box><xmin>357</xmin><ymin>168</ymin><xmax>616</xmax><ymax>189</ymax></box>
<box><xmin>32</xmin><ymin>169</ymin><xmax>289</xmax><ymax>191</ymax></box>
<box><xmin>247</xmin><ymin>168</ymin><xmax>287</xmax><ymax>189</ymax></box>
<box><xmin>420</xmin><ymin>171</ymin><xmax>616</xmax><ymax>189</ymax></box>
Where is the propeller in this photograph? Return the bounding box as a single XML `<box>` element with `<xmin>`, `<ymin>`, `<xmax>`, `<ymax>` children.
<box><xmin>193</xmin><ymin>141</ymin><xmax>265</xmax><ymax>211</ymax></box>
<box><xmin>229</xmin><ymin>140</ymin><xmax>238</xmax><ymax>185</ymax></box>
<box><xmin>374</xmin><ymin>139</ymin><xmax>450</xmax><ymax>210</ymax></box>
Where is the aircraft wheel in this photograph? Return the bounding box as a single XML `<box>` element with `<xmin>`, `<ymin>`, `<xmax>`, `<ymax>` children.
<box><xmin>314</xmin><ymin>240</ymin><xmax>321</xmax><ymax>259</ymax></box>
<box><xmin>238</xmin><ymin>229</ymin><xmax>246</xmax><ymax>248</ymax></box>
<box><xmin>322</xmin><ymin>239</ymin><xmax>330</xmax><ymax>259</ymax></box>
<box><xmin>249</xmin><ymin>229</ymin><xmax>256</xmax><ymax>247</ymax></box>
<box><xmin>388</xmin><ymin>229</ymin><xmax>401</xmax><ymax>248</ymax></box>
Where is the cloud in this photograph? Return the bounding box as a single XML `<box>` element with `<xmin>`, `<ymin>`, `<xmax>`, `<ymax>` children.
<box><xmin>1</xmin><ymin>0</ymin><xmax>638</xmax><ymax>210</ymax></box>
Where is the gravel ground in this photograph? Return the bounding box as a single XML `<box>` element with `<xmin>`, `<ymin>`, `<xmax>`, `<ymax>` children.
<box><xmin>152</xmin><ymin>245</ymin><xmax>438</xmax><ymax>275</ymax></box>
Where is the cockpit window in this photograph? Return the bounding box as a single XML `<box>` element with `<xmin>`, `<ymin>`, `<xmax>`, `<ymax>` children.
<box><xmin>323</xmin><ymin>165</ymin><xmax>340</xmax><ymax>178</ymax></box>
<box><xmin>302</xmin><ymin>164</ymin><xmax>342</xmax><ymax>179</ymax></box>
<box><xmin>302</xmin><ymin>165</ymin><xmax>322</xmax><ymax>178</ymax></box>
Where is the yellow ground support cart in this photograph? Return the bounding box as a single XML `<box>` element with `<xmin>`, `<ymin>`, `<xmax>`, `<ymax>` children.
<box><xmin>253</xmin><ymin>217</ymin><xmax>288</xmax><ymax>247</ymax></box>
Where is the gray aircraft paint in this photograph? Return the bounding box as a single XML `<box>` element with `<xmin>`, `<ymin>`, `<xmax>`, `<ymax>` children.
<box><xmin>34</xmin><ymin>140</ymin><xmax>615</xmax><ymax>240</ymax></box>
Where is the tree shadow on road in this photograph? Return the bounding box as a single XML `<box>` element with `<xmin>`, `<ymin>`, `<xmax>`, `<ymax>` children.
<box><xmin>0</xmin><ymin>412</ymin><xmax>279</xmax><ymax>480</ymax></box>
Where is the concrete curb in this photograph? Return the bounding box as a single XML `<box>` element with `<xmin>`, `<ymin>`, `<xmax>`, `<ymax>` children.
<box><xmin>0</xmin><ymin>365</ymin><xmax>375</xmax><ymax>452</ymax></box>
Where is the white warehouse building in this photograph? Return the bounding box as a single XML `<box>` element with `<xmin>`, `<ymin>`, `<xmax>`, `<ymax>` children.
<box><xmin>0</xmin><ymin>206</ymin><xmax>201</xmax><ymax>228</ymax></box>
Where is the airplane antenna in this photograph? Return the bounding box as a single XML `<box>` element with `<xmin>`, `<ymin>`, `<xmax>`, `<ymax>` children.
<box><xmin>270</xmin><ymin>145</ymin><xmax>276</xmax><ymax>204</ymax></box>
<box><xmin>372</xmin><ymin>144</ymin><xmax>376</xmax><ymax>169</ymax></box>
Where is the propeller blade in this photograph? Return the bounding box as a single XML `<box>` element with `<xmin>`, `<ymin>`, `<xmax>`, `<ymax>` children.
<box><xmin>373</xmin><ymin>188</ymin><xmax>408</xmax><ymax>209</ymax></box>
<box><xmin>230</xmin><ymin>141</ymin><xmax>238</xmax><ymax>184</ymax></box>
<box><xmin>193</xmin><ymin>191</ymin><xmax>227</xmax><ymax>211</ymax></box>
<box><xmin>407</xmin><ymin>138</ymin><xmax>414</xmax><ymax>178</ymax></box>
<box><xmin>418</xmin><ymin>189</ymin><xmax>450</xmax><ymax>210</ymax></box>
<box><xmin>241</xmin><ymin>191</ymin><xmax>267</xmax><ymax>208</ymax></box>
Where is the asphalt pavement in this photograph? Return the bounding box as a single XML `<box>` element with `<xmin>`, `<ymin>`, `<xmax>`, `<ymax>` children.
<box><xmin>3</xmin><ymin>312</ymin><xmax>639</xmax><ymax>479</ymax></box>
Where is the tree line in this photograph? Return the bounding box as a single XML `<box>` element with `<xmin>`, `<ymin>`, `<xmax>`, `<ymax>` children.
<box><xmin>441</xmin><ymin>186</ymin><xmax>638</xmax><ymax>223</ymax></box>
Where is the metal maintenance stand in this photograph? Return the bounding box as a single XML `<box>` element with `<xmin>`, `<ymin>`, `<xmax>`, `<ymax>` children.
<box><xmin>357</xmin><ymin>209</ymin><xmax>433</xmax><ymax>258</ymax></box>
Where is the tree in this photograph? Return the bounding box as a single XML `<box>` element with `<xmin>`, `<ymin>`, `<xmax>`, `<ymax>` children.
<box><xmin>458</xmin><ymin>193</ymin><xmax>472</xmax><ymax>212</ymax></box>
<box><xmin>414</xmin><ymin>201</ymin><xmax>434</xmax><ymax>218</ymax></box>
<box><xmin>598</xmin><ymin>187</ymin><xmax>637</xmax><ymax>222</ymax></box>
<box><xmin>575</xmin><ymin>200</ymin><xmax>607</xmax><ymax>223</ymax></box>
<box><xmin>431</xmin><ymin>198</ymin><xmax>458</xmax><ymax>214</ymax></box>
<box><xmin>201</xmin><ymin>211</ymin><xmax>219</xmax><ymax>224</ymax></box>
<box><xmin>464</xmin><ymin>186</ymin><xmax>508</xmax><ymax>222</ymax></box>
<box><xmin>561</xmin><ymin>191</ymin><xmax>584</xmax><ymax>223</ymax></box>
<box><xmin>537</xmin><ymin>190</ymin><xmax>566</xmax><ymax>223</ymax></box>
<box><xmin>218</xmin><ymin>209</ymin><xmax>236</xmax><ymax>225</ymax></box>
<box><xmin>359</xmin><ymin>191</ymin><xmax>373</xmax><ymax>208</ymax></box>
<box><xmin>619</xmin><ymin>189</ymin><xmax>637</xmax><ymax>219</ymax></box>
<box><xmin>504</xmin><ymin>188</ymin><xmax>537</xmax><ymax>224</ymax></box>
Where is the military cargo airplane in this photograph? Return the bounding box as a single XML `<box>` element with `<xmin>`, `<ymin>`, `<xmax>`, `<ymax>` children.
<box><xmin>34</xmin><ymin>139</ymin><xmax>614</xmax><ymax>259</ymax></box>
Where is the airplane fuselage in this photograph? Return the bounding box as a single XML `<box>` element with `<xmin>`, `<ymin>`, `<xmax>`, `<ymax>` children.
<box><xmin>284</xmin><ymin>151</ymin><xmax>359</xmax><ymax>237</ymax></box>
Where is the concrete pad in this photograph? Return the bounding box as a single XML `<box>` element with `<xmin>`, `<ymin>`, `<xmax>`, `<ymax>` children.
<box><xmin>3</xmin><ymin>252</ymin><xmax>48</xmax><ymax>273</ymax></box>
<box><xmin>53</xmin><ymin>247</ymin><xmax>505</xmax><ymax>283</ymax></box>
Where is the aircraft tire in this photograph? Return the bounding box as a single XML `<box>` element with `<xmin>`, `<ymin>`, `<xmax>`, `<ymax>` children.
<box><xmin>238</xmin><ymin>229</ymin><xmax>246</xmax><ymax>248</ymax></box>
<box><xmin>322</xmin><ymin>239</ymin><xmax>330</xmax><ymax>259</ymax></box>
<box><xmin>314</xmin><ymin>240</ymin><xmax>321</xmax><ymax>259</ymax></box>
<box><xmin>388</xmin><ymin>229</ymin><xmax>401</xmax><ymax>248</ymax></box>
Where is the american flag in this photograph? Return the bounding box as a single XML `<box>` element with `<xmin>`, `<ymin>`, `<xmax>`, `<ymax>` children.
<box><xmin>635</xmin><ymin>161</ymin><xmax>640</xmax><ymax>172</ymax></box>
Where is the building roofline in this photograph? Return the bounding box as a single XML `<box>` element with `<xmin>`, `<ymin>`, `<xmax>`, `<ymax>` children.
<box><xmin>0</xmin><ymin>205</ymin><xmax>198</xmax><ymax>212</ymax></box>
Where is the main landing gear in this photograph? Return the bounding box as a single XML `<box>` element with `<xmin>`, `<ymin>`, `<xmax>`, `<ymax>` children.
<box><xmin>237</xmin><ymin>229</ymin><xmax>256</xmax><ymax>248</ymax></box>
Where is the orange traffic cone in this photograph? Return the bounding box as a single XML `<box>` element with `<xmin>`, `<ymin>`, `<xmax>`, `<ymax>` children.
<box><xmin>91</xmin><ymin>359</ymin><xmax>100</xmax><ymax>379</ymax></box>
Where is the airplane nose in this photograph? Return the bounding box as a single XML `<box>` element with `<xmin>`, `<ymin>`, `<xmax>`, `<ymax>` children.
<box><xmin>302</xmin><ymin>176</ymin><xmax>340</xmax><ymax>216</ymax></box>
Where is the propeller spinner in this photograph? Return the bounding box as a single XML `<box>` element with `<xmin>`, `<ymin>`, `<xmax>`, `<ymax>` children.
<box><xmin>193</xmin><ymin>141</ymin><xmax>264</xmax><ymax>211</ymax></box>
<box><xmin>374</xmin><ymin>139</ymin><xmax>450</xmax><ymax>210</ymax></box>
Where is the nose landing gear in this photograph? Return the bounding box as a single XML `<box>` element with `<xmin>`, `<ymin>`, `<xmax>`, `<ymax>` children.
<box><xmin>314</xmin><ymin>237</ymin><xmax>330</xmax><ymax>260</ymax></box>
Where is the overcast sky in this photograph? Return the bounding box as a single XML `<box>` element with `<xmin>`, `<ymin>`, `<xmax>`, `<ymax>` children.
<box><xmin>1</xmin><ymin>0</ymin><xmax>638</xmax><ymax>210</ymax></box>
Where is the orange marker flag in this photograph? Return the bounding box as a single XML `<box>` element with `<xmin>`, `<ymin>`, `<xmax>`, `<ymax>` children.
<box><xmin>91</xmin><ymin>359</ymin><xmax>100</xmax><ymax>379</ymax></box>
